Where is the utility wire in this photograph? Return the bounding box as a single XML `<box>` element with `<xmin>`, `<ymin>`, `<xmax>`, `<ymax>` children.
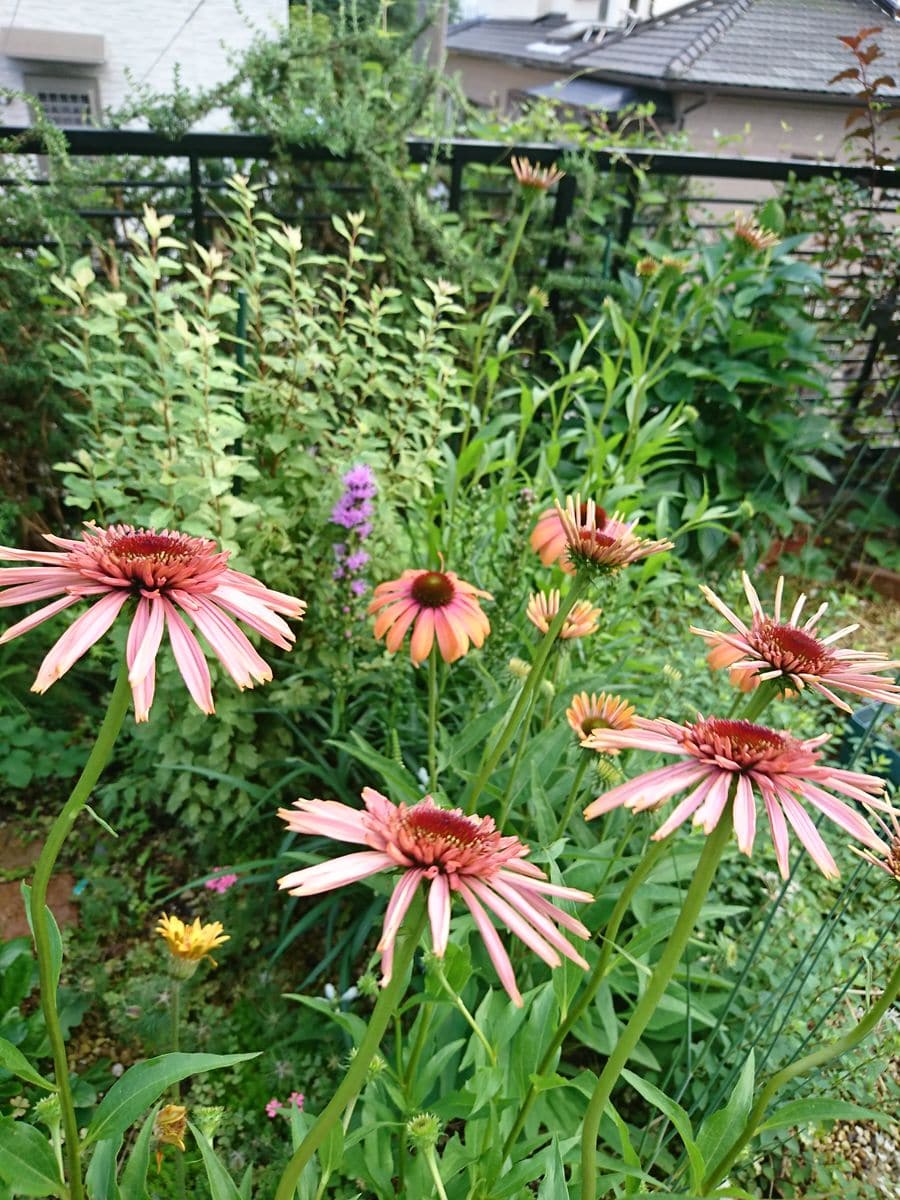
<box><xmin>139</xmin><ymin>0</ymin><xmax>207</xmax><ymax>83</ymax></box>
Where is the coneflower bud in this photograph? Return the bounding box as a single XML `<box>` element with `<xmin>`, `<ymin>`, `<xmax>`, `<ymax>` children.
<box><xmin>406</xmin><ymin>1112</ymin><xmax>442</xmax><ymax>1149</ymax></box>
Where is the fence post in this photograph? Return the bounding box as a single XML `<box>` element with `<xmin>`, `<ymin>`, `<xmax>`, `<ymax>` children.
<box><xmin>188</xmin><ymin>155</ymin><xmax>207</xmax><ymax>245</ymax></box>
<box><xmin>448</xmin><ymin>145</ymin><xmax>464</xmax><ymax>213</ymax></box>
<box><xmin>546</xmin><ymin>171</ymin><xmax>577</xmax><ymax>272</ymax></box>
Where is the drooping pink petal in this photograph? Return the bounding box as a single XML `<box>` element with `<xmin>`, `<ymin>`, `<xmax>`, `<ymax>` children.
<box><xmin>784</xmin><ymin>777</ymin><xmax>887</xmax><ymax>851</ymax></box>
<box><xmin>211</xmin><ymin>585</ymin><xmax>296</xmax><ymax>649</ymax></box>
<box><xmin>279</xmin><ymin>798</ymin><xmax>369</xmax><ymax>845</ymax></box>
<box><xmin>159</xmin><ymin>597</ymin><xmax>215</xmax><ymax>715</ymax></box>
<box><xmin>488</xmin><ymin>877</ymin><xmax>588</xmax><ymax>967</ymax></box>
<box><xmin>378</xmin><ymin>868</ymin><xmax>425</xmax><ymax>958</ymax></box>
<box><xmin>127</xmin><ymin>597</ymin><xmax>166</xmax><ymax>687</ymax></box>
<box><xmin>778</xmin><ymin>792</ymin><xmax>839</xmax><ymax>879</ymax></box>
<box><xmin>0</xmin><ymin>593</ymin><xmax>81</xmax><ymax>644</ymax></box>
<box><xmin>762</xmin><ymin>786</ymin><xmax>791</xmax><ymax>878</ymax></box>
<box><xmin>278</xmin><ymin>851</ymin><xmax>394</xmax><ymax>896</ymax></box>
<box><xmin>652</xmin><ymin>773</ymin><xmax>718</xmax><ymax>842</ymax></box>
<box><xmin>456</xmin><ymin>880</ymin><xmax>523</xmax><ymax>1006</ymax></box>
<box><xmin>584</xmin><ymin>761</ymin><xmax>708</xmax><ymax>819</ymax></box>
<box><xmin>33</xmin><ymin>591</ymin><xmax>131</xmax><ymax>692</ymax></box>
<box><xmin>428</xmin><ymin>873</ymin><xmax>452</xmax><ymax>956</ymax></box>
<box><xmin>733</xmin><ymin>773</ymin><xmax>756</xmax><ymax>855</ymax></box>
<box><xmin>466</xmin><ymin>878</ymin><xmax>561</xmax><ymax>969</ymax></box>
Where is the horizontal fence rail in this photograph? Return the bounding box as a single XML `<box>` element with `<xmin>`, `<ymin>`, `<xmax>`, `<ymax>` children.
<box><xmin>1</xmin><ymin>126</ymin><xmax>898</xmax><ymax>446</ymax></box>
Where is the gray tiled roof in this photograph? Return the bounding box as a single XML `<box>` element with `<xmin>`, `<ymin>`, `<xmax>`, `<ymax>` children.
<box><xmin>447</xmin><ymin>13</ymin><xmax>593</xmax><ymax>67</ymax></box>
<box><xmin>575</xmin><ymin>0</ymin><xmax>900</xmax><ymax>97</ymax></box>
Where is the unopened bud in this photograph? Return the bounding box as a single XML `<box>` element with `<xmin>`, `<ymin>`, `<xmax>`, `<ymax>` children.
<box><xmin>406</xmin><ymin>1112</ymin><xmax>442</xmax><ymax>1148</ymax></box>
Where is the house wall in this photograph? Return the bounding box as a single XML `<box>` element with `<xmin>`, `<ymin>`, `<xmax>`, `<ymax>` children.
<box><xmin>446</xmin><ymin>52</ymin><xmax>566</xmax><ymax>109</ymax></box>
<box><xmin>0</xmin><ymin>0</ymin><xmax>287</xmax><ymax>129</ymax></box>
<box><xmin>677</xmin><ymin>93</ymin><xmax>859</xmax><ymax>163</ymax></box>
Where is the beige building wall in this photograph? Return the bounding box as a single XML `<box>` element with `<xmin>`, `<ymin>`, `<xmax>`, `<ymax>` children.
<box><xmin>677</xmin><ymin>93</ymin><xmax>861</xmax><ymax>163</ymax></box>
<box><xmin>446</xmin><ymin>52</ymin><xmax>564</xmax><ymax>109</ymax></box>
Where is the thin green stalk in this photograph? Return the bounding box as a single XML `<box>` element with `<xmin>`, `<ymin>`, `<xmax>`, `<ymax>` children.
<box><xmin>428</xmin><ymin>649</ymin><xmax>439</xmax><ymax>792</ymax></box>
<box><xmin>496</xmin><ymin>686</ymin><xmax>539</xmax><ymax>829</ymax></box>
<box><xmin>580</xmin><ymin>815</ymin><xmax>732</xmax><ymax>1200</ymax></box>
<box><xmin>423</xmin><ymin>1146</ymin><xmax>451</xmax><ymax>1200</ymax></box>
<box><xmin>467</xmin><ymin>572</ymin><xmax>590</xmax><ymax>814</ymax></box>
<box><xmin>553</xmin><ymin>754</ymin><xmax>592</xmax><ymax>841</ymax></box>
<box><xmin>499</xmin><ymin>837</ymin><xmax>669</xmax><ymax>1165</ymax></box>
<box><xmin>170</xmin><ymin>981</ymin><xmax>186</xmax><ymax>1197</ymax></box>
<box><xmin>433</xmin><ymin>961</ymin><xmax>496</xmax><ymax>1065</ymax></box>
<box><xmin>274</xmin><ymin>901</ymin><xmax>428</xmax><ymax>1200</ymax></box>
<box><xmin>702</xmin><ymin>954</ymin><xmax>900</xmax><ymax>1193</ymax></box>
<box><xmin>30</xmin><ymin>662</ymin><xmax>132</xmax><ymax>1200</ymax></box>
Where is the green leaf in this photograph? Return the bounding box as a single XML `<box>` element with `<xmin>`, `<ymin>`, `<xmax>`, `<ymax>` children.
<box><xmin>0</xmin><ymin>1119</ymin><xmax>64</xmax><ymax>1197</ymax></box>
<box><xmin>281</xmin><ymin>995</ymin><xmax>367</xmax><ymax>1045</ymax></box>
<box><xmin>188</xmin><ymin>1123</ymin><xmax>242</xmax><ymax>1200</ymax></box>
<box><xmin>327</xmin><ymin>734</ymin><xmax>419</xmax><ymax>804</ymax></box>
<box><xmin>536</xmin><ymin>1138</ymin><xmax>565</xmax><ymax>1198</ymax></box>
<box><xmin>621</xmin><ymin>1069</ymin><xmax>705</xmax><ymax>1190</ymax></box>
<box><xmin>20</xmin><ymin>885</ymin><xmax>62</xmax><ymax>994</ymax></box>
<box><xmin>118</xmin><ymin>1108</ymin><xmax>158</xmax><ymax>1200</ymax></box>
<box><xmin>759</xmin><ymin>1098</ymin><xmax>892</xmax><ymax>1132</ymax></box>
<box><xmin>319</xmin><ymin>1120</ymin><xmax>344</xmax><ymax>1178</ymax></box>
<box><xmin>84</xmin><ymin>1052</ymin><xmax>258</xmax><ymax>1147</ymax></box>
<box><xmin>0</xmin><ymin>1038</ymin><xmax>55</xmax><ymax>1092</ymax></box>
<box><xmin>696</xmin><ymin>1052</ymin><xmax>755</xmax><ymax>1177</ymax></box>
<box><xmin>85</xmin><ymin>1138</ymin><xmax>121</xmax><ymax>1200</ymax></box>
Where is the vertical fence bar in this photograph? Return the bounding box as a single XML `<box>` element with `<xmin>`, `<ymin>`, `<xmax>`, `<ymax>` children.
<box><xmin>546</xmin><ymin>171</ymin><xmax>577</xmax><ymax>273</ymax></box>
<box><xmin>448</xmin><ymin>146</ymin><xmax>464</xmax><ymax>214</ymax></box>
<box><xmin>188</xmin><ymin>155</ymin><xmax>207</xmax><ymax>245</ymax></box>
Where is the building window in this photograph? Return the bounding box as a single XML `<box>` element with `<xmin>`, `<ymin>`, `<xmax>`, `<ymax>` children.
<box><xmin>24</xmin><ymin>74</ymin><xmax>100</xmax><ymax>127</ymax></box>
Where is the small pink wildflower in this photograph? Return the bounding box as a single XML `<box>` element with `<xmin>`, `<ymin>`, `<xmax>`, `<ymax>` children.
<box><xmin>205</xmin><ymin>869</ymin><xmax>239</xmax><ymax>894</ymax></box>
<box><xmin>288</xmin><ymin>1091</ymin><xmax>305</xmax><ymax>1110</ymax></box>
<box><xmin>265</xmin><ymin>1098</ymin><xmax>282</xmax><ymax>1118</ymax></box>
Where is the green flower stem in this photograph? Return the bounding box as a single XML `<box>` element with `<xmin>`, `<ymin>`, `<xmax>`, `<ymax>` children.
<box><xmin>433</xmin><ymin>961</ymin><xmax>496</xmax><ymax>1065</ymax></box>
<box><xmin>423</xmin><ymin>1145</ymin><xmax>451</xmax><ymax>1200</ymax></box>
<box><xmin>580</xmin><ymin>814</ymin><xmax>732</xmax><ymax>1200</ymax></box>
<box><xmin>499</xmin><ymin>837</ymin><xmax>668</xmax><ymax>1166</ymax></box>
<box><xmin>460</xmin><ymin>193</ymin><xmax>537</xmax><ymax>457</ymax></box>
<box><xmin>273</xmin><ymin>900</ymin><xmax>428</xmax><ymax>1200</ymax></box>
<box><xmin>702</xmin><ymin>953</ymin><xmax>900</xmax><ymax>1193</ymax></box>
<box><xmin>553</xmin><ymin>754</ymin><xmax>592</xmax><ymax>842</ymax></box>
<box><xmin>737</xmin><ymin>678</ymin><xmax>781</xmax><ymax>724</ymax></box>
<box><xmin>31</xmin><ymin>662</ymin><xmax>131</xmax><ymax>1200</ymax></box>
<box><xmin>496</xmin><ymin>686</ymin><xmax>539</xmax><ymax>829</ymax></box>
<box><xmin>428</xmin><ymin>649</ymin><xmax>439</xmax><ymax>792</ymax></box>
<box><xmin>467</xmin><ymin>572</ymin><xmax>590</xmax><ymax>814</ymax></box>
<box><xmin>170</xmin><ymin>980</ymin><xmax>186</xmax><ymax>1197</ymax></box>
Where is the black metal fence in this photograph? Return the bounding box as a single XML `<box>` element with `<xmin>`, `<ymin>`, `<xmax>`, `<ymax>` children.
<box><xmin>1</xmin><ymin>126</ymin><xmax>898</xmax><ymax>444</ymax></box>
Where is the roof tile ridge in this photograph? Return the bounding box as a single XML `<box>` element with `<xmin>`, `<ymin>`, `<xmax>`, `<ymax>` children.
<box><xmin>667</xmin><ymin>0</ymin><xmax>752</xmax><ymax>79</ymax></box>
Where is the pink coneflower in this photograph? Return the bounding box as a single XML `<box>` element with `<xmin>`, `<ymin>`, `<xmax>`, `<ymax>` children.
<box><xmin>368</xmin><ymin>569</ymin><xmax>492</xmax><ymax>665</ymax></box>
<box><xmin>278</xmin><ymin>789</ymin><xmax>593</xmax><ymax>1006</ymax></box>
<box><xmin>510</xmin><ymin>156</ymin><xmax>565</xmax><ymax>192</ymax></box>
<box><xmin>732</xmin><ymin>212</ymin><xmax>779</xmax><ymax>251</ymax></box>
<box><xmin>0</xmin><ymin>523</ymin><xmax>306</xmax><ymax>721</ymax></box>
<box><xmin>556</xmin><ymin>495</ymin><xmax>674</xmax><ymax>574</ymax></box>
<box><xmin>583</xmin><ymin>715</ymin><xmax>890</xmax><ymax>880</ymax></box>
<box><xmin>566</xmin><ymin>691</ymin><xmax>636</xmax><ymax>747</ymax></box>
<box><xmin>526</xmin><ymin>589</ymin><xmax>601</xmax><ymax>639</ymax></box>
<box><xmin>530</xmin><ymin>506</ymin><xmax>584</xmax><ymax>573</ymax></box>
<box><xmin>851</xmin><ymin>806</ymin><xmax>900</xmax><ymax>881</ymax></box>
<box><xmin>692</xmin><ymin>573</ymin><xmax>900</xmax><ymax>713</ymax></box>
